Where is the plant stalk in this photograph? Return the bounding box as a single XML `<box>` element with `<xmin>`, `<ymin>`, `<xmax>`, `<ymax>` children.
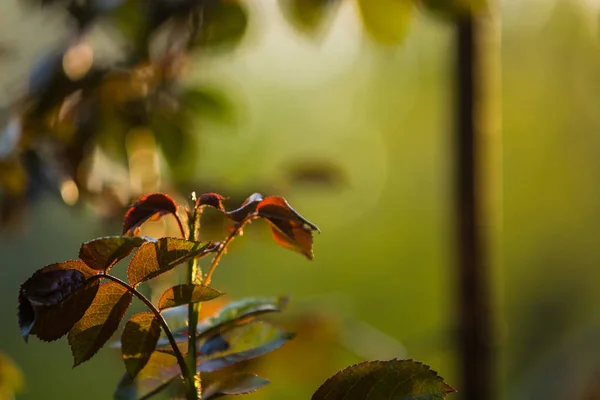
<box><xmin>186</xmin><ymin>199</ymin><xmax>203</xmax><ymax>399</ymax></box>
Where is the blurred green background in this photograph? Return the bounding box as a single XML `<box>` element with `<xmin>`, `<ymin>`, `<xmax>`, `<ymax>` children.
<box><xmin>2</xmin><ymin>0</ymin><xmax>600</xmax><ymax>399</ymax></box>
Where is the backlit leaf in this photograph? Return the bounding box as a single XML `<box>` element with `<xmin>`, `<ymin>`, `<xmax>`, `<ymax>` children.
<box><xmin>203</xmin><ymin>373</ymin><xmax>269</xmax><ymax>399</ymax></box>
<box><xmin>123</xmin><ymin>193</ymin><xmax>179</xmax><ymax>236</ymax></box>
<box><xmin>79</xmin><ymin>236</ymin><xmax>148</xmax><ymax>272</ymax></box>
<box><xmin>312</xmin><ymin>359</ymin><xmax>457</xmax><ymax>400</ymax></box>
<box><xmin>195</xmin><ymin>193</ymin><xmax>227</xmax><ymax>212</ymax></box>
<box><xmin>192</xmin><ymin>1</ymin><xmax>249</xmax><ymax>50</ymax></box>
<box><xmin>197</xmin><ymin>321</ymin><xmax>294</xmax><ymax>372</ymax></box>
<box><xmin>225</xmin><ymin>192</ymin><xmax>263</xmax><ymax>222</ymax></box>
<box><xmin>158</xmin><ymin>284</ymin><xmax>223</xmax><ymax>311</ymax></box>
<box><xmin>256</xmin><ymin>196</ymin><xmax>319</xmax><ymax>260</ymax></box>
<box><xmin>68</xmin><ymin>282</ymin><xmax>133</xmax><ymax>367</ymax></box>
<box><xmin>122</xmin><ymin>312</ymin><xmax>162</xmax><ymax>379</ymax></box>
<box><xmin>127</xmin><ymin>238</ymin><xmax>215</xmax><ymax>287</ymax></box>
<box><xmin>114</xmin><ymin>351</ymin><xmax>180</xmax><ymax>400</ymax></box>
<box><xmin>357</xmin><ymin>0</ymin><xmax>413</xmax><ymax>45</ymax></box>
<box><xmin>279</xmin><ymin>0</ymin><xmax>340</xmax><ymax>35</ymax></box>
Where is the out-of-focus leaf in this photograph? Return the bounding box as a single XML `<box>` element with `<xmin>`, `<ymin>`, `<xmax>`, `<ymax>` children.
<box><xmin>79</xmin><ymin>236</ymin><xmax>148</xmax><ymax>272</ymax></box>
<box><xmin>122</xmin><ymin>312</ymin><xmax>162</xmax><ymax>379</ymax></box>
<box><xmin>158</xmin><ymin>284</ymin><xmax>223</xmax><ymax>311</ymax></box>
<box><xmin>114</xmin><ymin>351</ymin><xmax>180</xmax><ymax>400</ymax></box>
<box><xmin>418</xmin><ymin>0</ymin><xmax>486</xmax><ymax>19</ymax></box>
<box><xmin>312</xmin><ymin>359</ymin><xmax>457</xmax><ymax>400</ymax></box>
<box><xmin>181</xmin><ymin>88</ymin><xmax>234</xmax><ymax>123</ymax></box>
<box><xmin>68</xmin><ymin>282</ymin><xmax>133</xmax><ymax>367</ymax></box>
<box><xmin>127</xmin><ymin>238</ymin><xmax>215</xmax><ymax>287</ymax></box>
<box><xmin>18</xmin><ymin>260</ymin><xmax>99</xmax><ymax>341</ymax></box>
<box><xmin>122</xmin><ymin>193</ymin><xmax>180</xmax><ymax>236</ymax></box>
<box><xmin>357</xmin><ymin>0</ymin><xmax>413</xmax><ymax>45</ymax></box>
<box><xmin>285</xmin><ymin>159</ymin><xmax>347</xmax><ymax>188</ymax></box>
<box><xmin>196</xmin><ymin>192</ymin><xmax>227</xmax><ymax>212</ymax></box>
<box><xmin>225</xmin><ymin>192</ymin><xmax>264</xmax><ymax>222</ymax></box>
<box><xmin>202</xmin><ymin>373</ymin><xmax>269</xmax><ymax>399</ymax></box>
<box><xmin>150</xmin><ymin>113</ymin><xmax>195</xmax><ymax>174</ymax></box>
<box><xmin>197</xmin><ymin>321</ymin><xmax>294</xmax><ymax>372</ymax></box>
<box><xmin>256</xmin><ymin>196</ymin><xmax>320</xmax><ymax>260</ymax></box>
<box><xmin>0</xmin><ymin>353</ymin><xmax>25</xmax><ymax>399</ymax></box>
<box><xmin>279</xmin><ymin>0</ymin><xmax>340</xmax><ymax>35</ymax></box>
<box><xmin>199</xmin><ymin>333</ymin><xmax>231</xmax><ymax>357</ymax></box>
<box><xmin>158</xmin><ymin>297</ymin><xmax>288</xmax><ymax>349</ymax></box>
<box><xmin>192</xmin><ymin>1</ymin><xmax>249</xmax><ymax>50</ymax></box>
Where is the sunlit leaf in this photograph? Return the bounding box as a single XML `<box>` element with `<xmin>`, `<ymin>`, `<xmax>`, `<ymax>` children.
<box><xmin>158</xmin><ymin>284</ymin><xmax>223</xmax><ymax>311</ymax></box>
<box><xmin>197</xmin><ymin>321</ymin><xmax>294</xmax><ymax>372</ymax></box>
<box><xmin>312</xmin><ymin>359</ymin><xmax>457</xmax><ymax>400</ymax></box>
<box><xmin>203</xmin><ymin>373</ymin><xmax>269</xmax><ymax>399</ymax></box>
<box><xmin>114</xmin><ymin>351</ymin><xmax>181</xmax><ymax>400</ymax></box>
<box><xmin>279</xmin><ymin>0</ymin><xmax>340</xmax><ymax>35</ymax></box>
<box><xmin>127</xmin><ymin>238</ymin><xmax>215</xmax><ymax>287</ymax></box>
<box><xmin>122</xmin><ymin>193</ymin><xmax>180</xmax><ymax>236</ymax></box>
<box><xmin>195</xmin><ymin>192</ymin><xmax>227</xmax><ymax>212</ymax></box>
<box><xmin>79</xmin><ymin>236</ymin><xmax>148</xmax><ymax>272</ymax></box>
<box><xmin>68</xmin><ymin>282</ymin><xmax>133</xmax><ymax>367</ymax></box>
<box><xmin>256</xmin><ymin>196</ymin><xmax>320</xmax><ymax>260</ymax></box>
<box><xmin>0</xmin><ymin>352</ymin><xmax>25</xmax><ymax>399</ymax></box>
<box><xmin>225</xmin><ymin>192</ymin><xmax>263</xmax><ymax>222</ymax></box>
<box><xmin>121</xmin><ymin>312</ymin><xmax>162</xmax><ymax>379</ymax></box>
<box><xmin>192</xmin><ymin>1</ymin><xmax>249</xmax><ymax>50</ymax></box>
<box><xmin>357</xmin><ymin>0</ymin><xmax>413</xmax><ymax>45</ymax></box>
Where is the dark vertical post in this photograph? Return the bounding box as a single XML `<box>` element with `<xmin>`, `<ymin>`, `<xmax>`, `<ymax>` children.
<box><xmin>454</xmin><ymin>12</ymin><xmax>494</xmax><ymax>400</ymax></box>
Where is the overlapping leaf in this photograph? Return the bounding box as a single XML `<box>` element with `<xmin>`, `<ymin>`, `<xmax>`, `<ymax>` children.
<box><xmin>18</xmin><ymin>260</ymin><xmax>99</xmax><ymax>341</ymax></box>
<box><xmin>127</xmin><ymin>238</ymin><xmax>215</xmax><ymax>287</ymax></box>
<box><xmin>255</xmin><ymin>196</ymin><xmax>320</xmax><ymax>260</ymax></box>
<box><xmin>202</xmin><ymin>373</ymin><xmax>270</xmax><ymax>399</ymax></box>
<box><xmin>158</xmin><ymin>284</ymin><xmax>223</xmax><ymax>311</ymax></box>
<box><xmin>68</xmin><ymin>282</ymin><xmax>133</xmax><ymax>367</ymax></box>
<box><xmin>357</xmin><ymin>0</ymin><xmax>413</xmax><ymax>45</ymax></box>
<box><xmin>122</xmin><ymin>193</ymin><xmax>180</xmax><ymax>236</ymax></box>
<box><xmin>225</xmin><ymin>192</ymin><xmax>263</xmax><ymax>222</ymax></box>
<box><xmin>79</xmin><ymin>236</ymin><xmax>148</xmax><ymax>272</ymax></box>
<box><xmin>114</xmin><ymin>351</ymin><xmax>181</xmax><ymax>400</ymax></box>
<box><xmin>312</xmin><ymin>359</ymin><xmax>457</xmax><ymax>400</ymax></box>
<box><xmin>122</xmin><ymin>313</ymin><xmax>162</xmax><ymax>378</ymax></box>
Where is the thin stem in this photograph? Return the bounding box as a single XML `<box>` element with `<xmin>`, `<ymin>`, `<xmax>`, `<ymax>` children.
<box><xmin>203</xmin><ymin>215</ymin><xmax>254</xmax><ymax>287</ymax></box>
<box><xmin>174</xmin><ymin>214</ymin><xmax>187</xmax><ymax>239</ymax></box>
<box><xmin>100</xmin><ymin>274</ymin><xmax>194</xmax><ymax>399</ymax></box>
<box><xmin>186</xmin><ymin>200</ymin><xmax>203</xmax><ymax>398</ymax></box>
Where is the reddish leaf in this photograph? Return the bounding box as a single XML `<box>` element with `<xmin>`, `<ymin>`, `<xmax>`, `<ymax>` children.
<box><xmin>127</xmin><ymin>238</ymin><xmax>215</xmax><ymax>287</ymax></box>
<box><xmin>196</xmin><ymin>193</ymin><xmax>227</xmax><ymax>212</ymax></box>
<box><xmin>255</xmin><ymin>196</ymin><xmax>319</xmax><ymax>260</ymax></box>
<box><xmin>68</xmin><ymin>282</ymin><xmax>133</xmax><ymax>367</ymax></box>
<box><xmin>79</xmin><ymin>236</ymin><xmax>148</xmax><ymax>272</ymax></box>
<box><xmin>121</xmin><ymin>312</ymin><xmax>162</xmax><ymax>379</ymax></box>
<box><xmin>158</xmin><ymin>284</ymin><xmax>223</xmax><ymax>311</ymax></box>
<box><xmin>225</xmin><ymin>193</ymin><xmax>263</xmax><ymax>222</ymax></box>
<box><xmin>122</xmin><ymin>193</ymin><xmax>179</xmax><ymax>236</ymax></box>
<box><xmin>202</xmin><ymin>373</ymin><xmax>270</xmax><ymax>399</ymax></box>
<box><xmin>311</xmin><ymin>359</ymin><xmax>457</xmax><ymax>400</ymax></box>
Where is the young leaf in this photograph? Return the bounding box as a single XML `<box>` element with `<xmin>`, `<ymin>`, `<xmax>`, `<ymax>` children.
<box><xmin>114</xmin><ymin>351</ymin><xmax>180</xmax><ymax>400</ymax></box>
<box><xmin>279</xmin><ymin>0</ymin><xmax>340</xmax><ymax>35</ymax></box>
<box><xmin>225</xmin><ymin>192</ymin><xmax>263</xmax><ymax>222</ymax></box>
<box><xmin>197</xmin><ymin>322</ymin><xmax>294</xmax><ymax>373</ymax></box>
<box><xmin>122</xmin><ymin>193</ymin><xmax>179</xmax><ymax>236</ymax></box>
<box><xmin>158</xmin><ymin>284</ymin><xmax>223</xmax><ymax>311</ymax></box>
<box><xmin>127</xmin><ymin>238</ymin><xmax>215</xmax><ymax>287</ymax></box>
<box><xmin>202</xmin><ymin>373</ymin><xmax>270</xmax><ymax>399</ymax></box>
<box><xmin>196</xmin><ymin>193</ymin><xmax>227</xmax><ymax>212</ymax></box>
<box><xmin>311</xmin><ymin>359</ymin><xmax>457</xmax><ymax>400</ymax></box>
<box><xmin>121</xmin><ymin>312</ymin><xmax>162</xmax><ymax>379</ymax></box>
<box><xmin>79</xmin><ymin>236</ymin><xmax>148</xmax><ymax>272</ymax></box>
<box><xmin>357</xmin><ymin>0</ymin><xmax>413</xmax><ymax>45</ymax></box>
<box><xmin>255</xmin><ymin>196</ymin><xmax>320</xmax><ymax>260</ymax></box>
<box><xmin>68</xmin><ymin>282</ymin><xmax>133</xmax><ymax>367</ymax></box>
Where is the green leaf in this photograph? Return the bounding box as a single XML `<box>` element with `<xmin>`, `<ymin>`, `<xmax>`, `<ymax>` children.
<box><xmin>192</xmin><ymin>1</ymin><xmax>249</xmax><ymax>50</ymax></box>
<box><xmin>127</xmin><ymin>238</ymin><xmax>215</xmax><ymax>287</ymax></box>
<box><xmin>311</xmin><ymin>359</ymin><xmax>457</xmax><ymax>400</ymax></box>
<box><xmin>158</xmin><ymin>284</ymin><xmax>223</xmax><ymax>311</ymax></box>
<box><xmin>357</xmin><ymin>0</ymin><xmax>413</xmax><ymax>45</ymax></box>
<box><xmin>79</xmin><ymin>236</ymin><xmax>148</xmax><ymax>272</ymax></box>
<box><xmin>68</xmin><ymin>282</ymin><xmax>133</xmax><ymax>367</ymax></box>
<box><xmin>255</xmin><ymin>196</ymin><xmax>320</xmax><ymax>260</ymax></box>
<box><xmin>197</xmin><ymin>322</ymin><xmax>294</xmax><ymax>372</ymax></box>
<box><xmin>114</xmin><ymin>351</ymin><xmax>180</xmax><ymax>400</ymax></box>
<box><xmin>202</xmin><ymin>373</ymin><xmax>269</xmax><ymax>399</ymax></box>
<box><xmin>418</xmin><ymin>0</ymin><xmax>486</xmax><ymax>19</ymax></box>
<box><xmin>122</xmin><ymin>193</ymin><xmax>180</xmax><ymax>236</ymax></box>
<box><xmin>279</xmin><ymin>0</ymin><xmax>340</xmax><ymax>36</ymax></box>
<box><xmin>122</xmin><ymin>312</ymin><xmax>162</xmax><ymax>379</ymax></box>
<box><xmin>181</xmin><ymin>88</ymin><xmax>234</xmax><ymax>123</ymax></box>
